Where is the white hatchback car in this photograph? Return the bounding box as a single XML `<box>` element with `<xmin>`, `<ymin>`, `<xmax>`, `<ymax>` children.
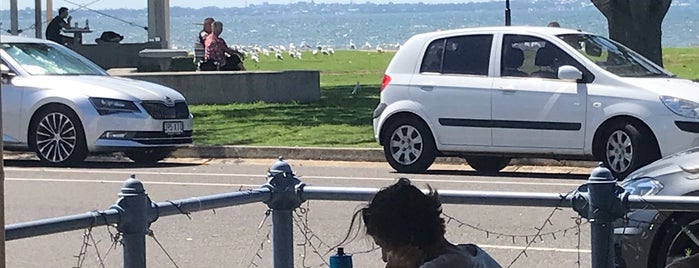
<box><xmin>373</xmin><ymin>26</ymin><xmax>699</xmax><ymax>178</ymax></box>
<box><xmin>1</xmin><ymin>36</ymin><xmax>193</xmax><ymax>165</ymax></box>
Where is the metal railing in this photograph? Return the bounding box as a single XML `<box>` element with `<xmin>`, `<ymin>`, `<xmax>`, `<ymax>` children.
<box><xmin>6</xmin><ymin>157</ymin><xmax>699</xmax><ymax>268</ymax></box>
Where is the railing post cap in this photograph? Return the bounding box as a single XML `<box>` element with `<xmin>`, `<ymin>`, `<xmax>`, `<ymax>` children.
<box><xmin>119</xmin><ymin>175</ymin><xmax>146</xmax><ymax>197</ymax></box>
<box><xmin>269</xmin><ymin>156</ymin><xmax>292</xmax><ymax>174</ymax></box>
<box><xmin>588</xmin><ymin>164</ymin><xmax>615</xmax><ymax>182</ymax></box>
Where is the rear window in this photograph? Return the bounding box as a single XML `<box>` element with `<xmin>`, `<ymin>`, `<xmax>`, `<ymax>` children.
<box><xmin>420</xmin><ymin>34</ymin><xmax>493</xmax><ymax>76</ymax></box>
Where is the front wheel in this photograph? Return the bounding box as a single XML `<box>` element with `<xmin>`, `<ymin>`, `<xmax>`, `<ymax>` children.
<box><xmin>382</xmin><ymin>117</ymin><xmax>436</xmax><ymax>173</ymax></box>
<box><xmin>652</xmin><ymin>214</ymin><xmax>699</xmax><ymax>268</ymax></box>
<box><xmin>30</xmin><ymin>105</ymin><xmax>88</xmax><ymax>166</ymax></box>
<box><xmin>600</xmin><ymin>122</ymin><xmax>659</xmax><ymax>180</ymax></box>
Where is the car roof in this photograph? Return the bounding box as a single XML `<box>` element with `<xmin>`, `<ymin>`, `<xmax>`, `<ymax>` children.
<box><xmin>0</xmin><ymin>35</ymin><xmax>50</xmax><ymax>44</ymax></box>
<box><xmin>411</xmin><ymin>26</ymin><xmax>587</xmax><ymax>40</ymax></box>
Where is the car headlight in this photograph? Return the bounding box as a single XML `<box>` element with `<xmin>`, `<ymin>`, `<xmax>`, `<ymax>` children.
<box><xmin>661</xmin><ymin>96</ymin><xmax>699</xmax><ymax>119</ymax></box>
<box><xmin>89</xmin><ymin>98</ymin><xmax>140</xmax><ymax>115</ymax></box>
<box><xmin>621</xmin><ymin>177</ymin><xmax>663</xmax><ymax>196</ymax></box>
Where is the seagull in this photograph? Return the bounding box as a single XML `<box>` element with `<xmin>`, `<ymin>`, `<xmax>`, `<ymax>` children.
<box><xmin>351</xmin><ymin>81</ymin><xmax>361</xmax><ymax>95</ymax></box>
<box><xmin>327</xmin><ymin>47</ymin><xmax>335</xmax><ymax>54</ymax></box>
<box><xmin>349</xmin><ymin>40</ymin><xmax>356</xmax><ymax>50</ymax></box>
<box><xmin>294</xmin><ymin>51</ymin><xmax>302</xmax><ymax>60</ymax></box>
<box><xmin>275</xmin><ymin>51</ymin><xmax>284</xmax><ymax>60</ymax></box>
<box><xmin>312</xmin><ymin>49</ymin><xmax>319</xmax><ymax>55</ymax></box>
<box><xmin>363</xmin><ymin>41</ymin><xmax>372</xmax><ymax>50</ymax></box>
<box><xmin>376</xmin><ymin>45</ymin><xmax>384</xmax><ymax>53</ymax></box>
<box><xmin>251</xmin><ymin>52</ymin><xmax>260</xmax><ymax>63</ymax></box>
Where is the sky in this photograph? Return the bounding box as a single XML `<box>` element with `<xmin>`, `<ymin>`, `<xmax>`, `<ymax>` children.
<box><xmin>1</xmin><ymin>0</ymin><xmax>491</xmax><ymax>10</ymax></box>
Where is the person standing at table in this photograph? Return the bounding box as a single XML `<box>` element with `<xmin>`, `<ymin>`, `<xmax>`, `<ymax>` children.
<box><xmin>46</xmin><ymin>7</ymin><xmax>74</xmax><ymax>45</ymax></box>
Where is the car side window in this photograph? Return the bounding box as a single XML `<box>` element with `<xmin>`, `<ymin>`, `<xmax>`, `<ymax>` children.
<box><xmin>420</xmin><ymin>34</ymin><xmax>493</xmax><ymax>75</ymax></box>
<box><xmin>502</xmin><ymin>34</ymin><xmax>581</xmax><ymax>79</ymax></box>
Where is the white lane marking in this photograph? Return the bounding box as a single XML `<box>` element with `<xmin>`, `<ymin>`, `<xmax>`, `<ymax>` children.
<box><xmin>3</xmin><ymin>168</ymin><xmax>580</xmax><ymax>187</ymax></box>
<box><xmin>479</xmin><ymin>244</ymin><xmax>591</xmax><ymax>253</ymax></box>
<box><xmin>5</xmin><ymin>177</ymin><xmax>260</xmax><ymax>188</ymax></box>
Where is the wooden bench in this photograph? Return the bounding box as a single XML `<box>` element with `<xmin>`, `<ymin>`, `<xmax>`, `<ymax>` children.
<box><xmin>138</xmin><ymin>49</ymin><xmax>189</xmax><ymax>71</ymax></box>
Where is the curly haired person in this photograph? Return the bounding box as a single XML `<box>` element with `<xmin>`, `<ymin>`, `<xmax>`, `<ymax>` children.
<box><xmin>339</xmin><ymin>178</ymin><xmax>501</xmax><ymax>268</ymax></box>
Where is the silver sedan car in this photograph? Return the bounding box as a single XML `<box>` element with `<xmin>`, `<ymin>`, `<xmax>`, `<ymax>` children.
<box><xmin>1</xmin><ymin>35</ymin><xmax>193</xmax><ymax>165</ymax></box>
<box><xmin>615</xmin><ymin>146</ymin><xmax>699</xmax><ymax>268</ymax></box>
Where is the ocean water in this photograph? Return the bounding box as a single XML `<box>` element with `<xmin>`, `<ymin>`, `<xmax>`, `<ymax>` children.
<box><xmin>2</xmin><ymin>3</ymin><xmax>699</xmax><ymax>50</ymax></box>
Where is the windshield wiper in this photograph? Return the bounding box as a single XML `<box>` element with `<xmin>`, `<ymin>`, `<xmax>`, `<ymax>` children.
<box><xmin>639</xmin><ymin>73</ymin><xmax>675</xmax><ymax>78</ymax></box>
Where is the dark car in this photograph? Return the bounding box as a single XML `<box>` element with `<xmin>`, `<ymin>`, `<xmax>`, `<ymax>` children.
<box><xmin>615</xmin><ymin>147</ymin><xmax>699</xmax><ymax>268</ymax></box>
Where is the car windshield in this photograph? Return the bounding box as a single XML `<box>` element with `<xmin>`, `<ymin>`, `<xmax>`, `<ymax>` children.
<box><xmin>1</xmin><ymin>42</ymin><xmax>106</xmax><ymax>75</ymax></box>
<box><xmin>557</xmin><ymin>34</ymin><xmax>673</xmax><ymax>78</ymax></box>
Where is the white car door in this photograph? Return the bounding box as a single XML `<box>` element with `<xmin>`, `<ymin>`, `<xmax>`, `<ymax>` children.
<box><xmin>491</xmin><ymin>34</ymin><xmax>587</xmax><ymax>149</ymax></box>
<box><xmin>409</xmin><ymin>34</ymin><xmax>495</xmax><ymax>147</ymax></box>
<box><xmin>1</xmin><ymin>62</ymin><xmax>24</xmax><ymax>144</ymax></box>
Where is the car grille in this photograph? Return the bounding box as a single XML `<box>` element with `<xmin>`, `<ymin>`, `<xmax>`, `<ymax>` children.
<box><xmin>132</xmin><ymin>131</ymin><xmax>193</xmax><ymax>145</ymax></box>
<box><xmin>141</xmin><ymin>101</ymin><xmax>190</xmax><ymax>119</ymax></box>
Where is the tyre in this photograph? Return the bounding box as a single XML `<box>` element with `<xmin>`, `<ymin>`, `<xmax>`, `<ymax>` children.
<box><xmin>29</xmin><ymin>105</ymin><xmax>88</xmax><ymax>166</ymax></box>
<box><xmin>125</xmin><ymin>148</ymin><xmax>173</xmax><ymax>165</ymax></box>
<box><xmin>599</xmin><ymin>122</ymin><xmax>659</xmax><ymax>180</ymax></box>
<box><xmin>651</xmin><ymin>214</ymin><xmax>699</xmax><ymax>268</ymax></box>
<box><xmin>382</xmin><ymin>117</ymin><xmax>436</xmax><ymax>173</ymax></box>
<box><xmin>464</xmin><ymin>156</ymin><xmax>511</xmax><ymax>174</ymax></box>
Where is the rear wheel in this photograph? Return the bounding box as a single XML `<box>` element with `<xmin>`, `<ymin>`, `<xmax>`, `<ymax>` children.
<box><xmin>599</xmin><ymin>122</ymin><xmax>659</xmax><ymax>180</ymax></box>
<box><xmin>464</xmin><ymin>156</ymin><xmax>511</xmax><ymax>174</ymax></box>
<box><xmin>382</xmin><ymin>117</ymin><xmax>436</xmax><ymax>173</ymax></box>
<box><xmin>125</xmin><ymin>148</ymin><xmax>173</xmax><ymax>165</ymax></box>
<box><xmin>29</xmin><ymin>105</ymin><xmax>87</xmax><ymax>166</ymax></box>
<box><xmin>652</xmin><ymin>214</ymin><xmax>699</xmax><ymax>268</ymax></box>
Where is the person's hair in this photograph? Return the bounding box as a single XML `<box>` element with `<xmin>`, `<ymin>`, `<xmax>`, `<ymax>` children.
<box><xmin>547</xmin><ymin>21</ymin><xmax>561</xmax><ymax>27</ymax></box>
<box><xmin>212</xmin><ymin>21</ymin><xmax>223</xmax><ymax>35</ymax></box>
<box><xmin>203</xmin><ymin>17</ymin><xmax>214</xmax><ymax>24</ymax></box>
<box><xmin>335</xmin><ymin>178</ymin><xmax>445</xmax><ymax>254</ymax></box>
<box><xmin>59</xmin><ymin>7</ymin><xmax>69</xmax><ymax>14</ymax></box>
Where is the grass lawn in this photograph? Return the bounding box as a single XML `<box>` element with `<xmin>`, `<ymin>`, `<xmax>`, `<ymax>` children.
<box><xmin>190</xmin><ymin>48</ymin><xmax>699</xmax><ymax>147</ymax></box>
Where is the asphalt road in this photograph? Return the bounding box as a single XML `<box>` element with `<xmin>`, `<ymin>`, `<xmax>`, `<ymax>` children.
<box><xmin>3</xmin><ymin>157</ymin><xmax>597</xmax><ymax>268</ymax></box>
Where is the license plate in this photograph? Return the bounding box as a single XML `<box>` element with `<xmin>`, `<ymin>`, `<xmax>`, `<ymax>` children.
<box><xmin>163</xmin><ymin>121</ymin><xmax>184</xmax><ymax>135</ymax></box>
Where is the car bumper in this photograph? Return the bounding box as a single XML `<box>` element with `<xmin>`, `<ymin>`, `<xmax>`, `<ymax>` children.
<box><xmin>82</xmin><ymin>112</ymin><xmax>193</xmax><ymax>152</ymax></box>
<box><xmin>372</xmin><ymin>103</ymin><xmax>387</xmax><ymax>143</ymax></box>
<box><xmin>613</xmin><ymin>209</ymin><xmax>665</xmax><ymax>268</ymax></box>
<box><xmin>648</xmin><ymin>115</ymin><xmax>699</xmax><ymax>156</ymax></box>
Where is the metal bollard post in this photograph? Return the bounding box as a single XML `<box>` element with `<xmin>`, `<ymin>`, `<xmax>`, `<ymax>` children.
<box><xmin>572</xmin><ymin>165</ymin><xmax>627</xmax><ymax>268</ymax></box>
<box><xmin>263</xmin><ymin>157</ymin><xmax>306</xmax><ymax>268</ymax></box>
<box><xmin>111</xmin><ymin>175</ymin><xmax>159</xmax><ymax>268</ymax></box>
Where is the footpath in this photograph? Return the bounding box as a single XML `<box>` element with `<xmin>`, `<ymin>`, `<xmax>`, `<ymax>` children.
<box><xmin>170</xmin><ymin>145</ymin><xmax>599</xmax><ymax>167</ymax></box>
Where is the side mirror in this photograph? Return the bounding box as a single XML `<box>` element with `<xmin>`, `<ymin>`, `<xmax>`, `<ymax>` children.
<box><xmin>1</xmin><ymin>63</ymin><xmax>16</xmax><ymax>84</ymax></box>
<box><xmin>558</xmin><ymin>65</ymin><xmax>583</xmax><ymax>81</ymax></box>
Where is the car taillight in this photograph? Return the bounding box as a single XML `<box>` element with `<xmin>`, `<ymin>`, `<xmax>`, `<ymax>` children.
<box><xmin>380</xmin><ymin>74</ymin><xmax>392</xmax><ymax>91</ymax></box>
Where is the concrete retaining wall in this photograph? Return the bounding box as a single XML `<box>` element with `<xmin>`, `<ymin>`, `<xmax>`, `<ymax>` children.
<box><xmin>72</xmin><ymin>42</ymin><xmax>162</xmax><ymax>70</ymax></box>
<box><xmin>116</xmin><ymin>70</ymin><xmax>320</xmax><ymax>104</ymax></box>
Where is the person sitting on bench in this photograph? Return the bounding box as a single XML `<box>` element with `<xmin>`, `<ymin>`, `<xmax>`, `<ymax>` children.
<box><xmin>201</xmin><ymin>21</ymin><xmax>245</xmax><ymax>71</ymax></box>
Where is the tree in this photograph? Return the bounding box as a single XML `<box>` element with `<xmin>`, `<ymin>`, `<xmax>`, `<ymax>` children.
<box><xmin>591</xmin><ymin>0</ymin><xmax>672</xmax><ymax>67</ymax></box>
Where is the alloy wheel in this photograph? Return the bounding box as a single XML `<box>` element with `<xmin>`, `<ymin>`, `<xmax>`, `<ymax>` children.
<box><xmin>35</xmin><ymin>112</ymin><xmax>77</xmax><ymax>163</ymax></box>
<box><xmin>665</xmin><ymin>218</ymin><xmax>699</xmax><ymax>266</ymax></box>
<box><xmin>605</xmin><ymin>130</ymin><xmax>633</xmax><ymax>174</ymax></box>
<box><xmin>389</xmin><ymin>125</ymin><xmax>423</xmax><ymax>165</ymax></box>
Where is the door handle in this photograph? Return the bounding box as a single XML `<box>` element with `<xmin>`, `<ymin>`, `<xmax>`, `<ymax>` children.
<box><xmin>501</xmin><ymin>88</ymin><xmax>516</xmax><ymax>95</ymax></box>
<box><xmin>420</xmin><ymin>86</ymin><xmax>434</xmax><ymax>91</ymax></box>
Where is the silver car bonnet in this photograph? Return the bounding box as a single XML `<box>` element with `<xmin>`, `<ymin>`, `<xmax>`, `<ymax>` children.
<box><xmin>625</xmin><ymin>147</ymin><xmax>699</xmax><ymax>182</ymax></box>
<box><xmin>9</xmin><ymin>75</ymin><xmax>186</xmax><ymax>102</ymax></box>
<box><xmin>619</xmin><ymin>77</ymin><xmax>699</xmax><ymax>103</ymax></box>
